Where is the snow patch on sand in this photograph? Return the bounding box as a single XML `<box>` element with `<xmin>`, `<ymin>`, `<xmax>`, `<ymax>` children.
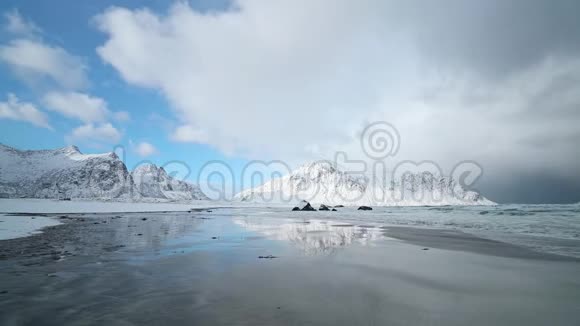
<box><xmin>0</xmin><ymin>214</ymin><xmax>61</xmax><ymax>240</ymax></box>
<box><xmin>0</xmin><ymin>198</ymin><xmax>227</xmax><ymax>214</ymax></box>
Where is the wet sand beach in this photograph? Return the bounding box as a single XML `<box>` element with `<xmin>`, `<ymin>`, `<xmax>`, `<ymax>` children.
<box><xmin>1</xmin><ymin>208</ymin><xmax>580</xmax><ymax>325</ymax></box>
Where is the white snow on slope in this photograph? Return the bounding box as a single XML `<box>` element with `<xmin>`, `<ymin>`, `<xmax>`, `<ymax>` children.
<box><xmin>235</xmin><ymin>161</ymin><xmax>495</xmax><ymax>206</ymax></box>
<box><xmin>0</xmin><ymin>144</ymin><xmax>131</xmax><ymax>199</ymax></box>
<box><xmin>131</xmin><ymin>163</ymin><xmax>209</xmax><ymax>201</ymax></box>
<box><xmin>0</xmin><ymin>198</ymin><xmax>230</xmax><ymax>214</ymax></box>
<box><xmin>0</xmin><ymin>213</ymin><xmax>61</xmax><ymax>240</ymax></box>
<box><xmin>0</xmin><ymin>143</ymin><xmax>207</xmax><ymax>201</ymax></box>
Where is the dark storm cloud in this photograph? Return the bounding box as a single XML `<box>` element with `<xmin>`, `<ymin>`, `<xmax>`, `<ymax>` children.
<box><xmin>479</xmin><ymin>171</ymin><xmax>580</xmax><ymax>204</ymax></box>
<box><xmin>392</xmin><ymin>0</ymin><xmax>580</xmax><ymax>203</ymax></box>
<box><xmin>396</xmin><ymin>0</ymin><xmax>580</xmax><ymax>79</ymax></box>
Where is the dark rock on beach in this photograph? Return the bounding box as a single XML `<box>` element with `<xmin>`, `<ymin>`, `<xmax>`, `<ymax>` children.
<box><xmin>358</xmin><ymin>206</ymin><xmax>372</xmax><ymax>211</ymax></box>
<box><xmin>319</xmin><ymin>204</ymin><xmax>330</xmax><ymax>211</ymax></box>
<box><xmin>292</xmin><ymin>200</ymin><xmax>316</xmax><ymax>211</ymax></box>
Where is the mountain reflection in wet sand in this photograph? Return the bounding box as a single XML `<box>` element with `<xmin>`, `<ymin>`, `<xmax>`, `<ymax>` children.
<box><xmin>233</xmin><ymin>217</ymin><xmax>384</xmax><ymax>255</ymax></box>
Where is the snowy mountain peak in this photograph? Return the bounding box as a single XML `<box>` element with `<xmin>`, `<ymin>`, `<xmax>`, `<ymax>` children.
<box><xmin>0</xmin><ymin>143</ymin><xmax>208</xmax><ymax>202</ymax></box>
<box><xmin>235</xmin><ymin>160</ymin><xmax>495</xmax><ymax>206</ymax></box>
<box><xmin>0</xmin><ymin>143</ymin><xmax>132</xmax><ymax>199</ymax></box>
<box><xmin>295</xmin><ymin>161</ymin><xmax>337</xmax><ymax>174</ymax></box>
<box><xmin>0</xmin><ymin>143</ymin><xmax>24</xmax><ymax>151</ymax></box>
<box><xmin>58</xmin><ymin>145</ymin><xmax>81</xmax><ymax>155</ymax></box>
<box><xmin>132</xmin><ymin>163</ymin><xmax>162</xmax><ymax>174</ymax></box>
<box><xmin>289</xmin><ymin>160</ymin><xmax>367</xmax><ymax>193</ymax></box>
<box><xmin>131</xmin><ymin>162</ymin><xmax>208</xmax><ymax>201</ymax></box>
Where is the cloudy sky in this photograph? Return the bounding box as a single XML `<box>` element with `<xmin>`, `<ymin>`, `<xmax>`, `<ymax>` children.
<box><xmin>1</xmin><ymin>0</ymin><xmax>579</xmax><ymax>203</ymax></box>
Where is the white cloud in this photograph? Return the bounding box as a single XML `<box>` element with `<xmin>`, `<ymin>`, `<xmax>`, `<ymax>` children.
<box><xmin>3</xmin><ymin>9</ymin><xmax>41</xmax><ymax>36</ymax></box>
<box><xmin>95</xmin><ymin>1</ymin><xmax>390</xmax><ymax>158</ymax></box>
<box><xmin>113</xmin><ymin>110</ymin><xmax>130</xmax><ymax>122</ymax></box>
<box><xmin>42</xmin><ymin>91</ymin><xmax>109</xmax><ymax>123</ymax></box>
<box><xmin>170</xmin><ymin>125</ymin><xmax>208</xmax><ymax>143</ymax></box>
<box><xmin>133</xmin><ymin>141</ymin><xmax>158</xmax><ymax>157</ymax></box>
<box><xmin>42</xmin><ymin>92</ymin><xmax>129</xmax><ymax>125</ymax></box>
<box><xmin>0</xmin><ymin>39</ymin><xmax>88</xmax><ymax>89</ymax></box>
<box><xmin>66</xmin><ymin>123</ymin><xmax>122</xmax><ymax>144</ymax></box>
<box><xmin>0</xmin><ymin>10</ymin><xmax>130</xmax><ymax>152</ymax></box>
<box><xmin>0</xmin><ymin>93</ymin><xmax>52</xmax><ymax>129</ymax></box>
<box><xmin>95</xmin><ymin>1</ymin><xmax>580</xmax><ymax>202</ymax></box>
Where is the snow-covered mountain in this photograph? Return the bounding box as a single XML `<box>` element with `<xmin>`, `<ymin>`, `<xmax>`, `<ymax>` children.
<box><xmin>132</xmin><ymin>163</ymin><xmax>208</xmax><ymax>201</ymax></box>
<box><xmin>0</xmin><ymin>144</ymin><xmax>207</xmax><ymax>201</ymax></box>
<box><xmin>235</xmin><ymin>161</ymin><xmax>495</xmax><ymax>206</ymax></box>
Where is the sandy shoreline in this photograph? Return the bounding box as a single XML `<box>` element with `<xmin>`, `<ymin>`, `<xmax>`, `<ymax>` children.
<box><xmin>1</xmin><ymin>208</ymin><xmax>580</xmax><ymax>325</ymax></box>
<box><xmin>0</xmin><ymin>198</ymin><xmax>225</xmax><ymax>214</ymax></box>
<box><xmin>0</xmin><ymin>214</ymin><xmax>62</xmax><ymax>241</ymax></box>
<box><xmin>382</xmin><ymin>225</ymin><xmax>580</xmax><ymax>261</ymax></box>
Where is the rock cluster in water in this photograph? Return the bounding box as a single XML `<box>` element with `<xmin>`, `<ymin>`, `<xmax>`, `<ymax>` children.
<box><xmin>292</xmin><ymin>200</ymin><xmax>316</xmax><ymax>211</ymax></box>
<box><xmin>291</xmin><ymin>201</ymin><xmax>373</xmax><ymax>212</ymax></box>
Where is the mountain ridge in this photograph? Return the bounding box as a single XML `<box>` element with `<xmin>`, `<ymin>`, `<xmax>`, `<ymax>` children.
<box><xmin>235</xmin><ymin>160</ymin><xmax>495</xmax><ymax>206</ymax></box>
<box><xmin>0</xmin><ymin>143</ymin><xmax>208</xmax><ymax>201</ymax></box>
